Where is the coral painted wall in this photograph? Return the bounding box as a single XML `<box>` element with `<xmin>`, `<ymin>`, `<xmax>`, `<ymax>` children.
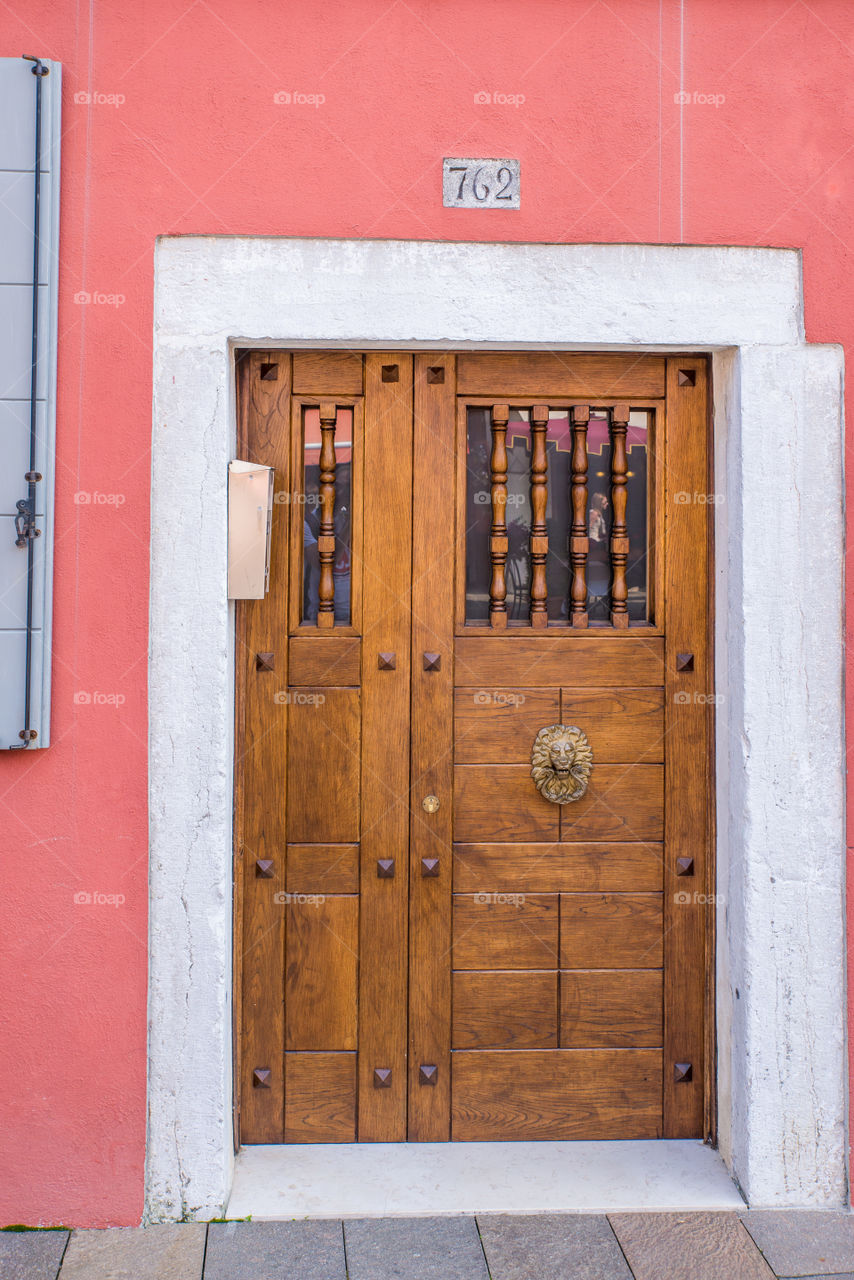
<box><xmin>0</xmin><ymin>0</ymin><xmax>851</xmax><ymax>1227</ymax></box>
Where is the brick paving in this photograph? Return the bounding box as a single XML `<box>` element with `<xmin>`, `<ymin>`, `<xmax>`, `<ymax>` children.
<box><xmin>3</xmin><ymin>1210</ymin><xmax>854</xmax><ymax>1279</ymax></box>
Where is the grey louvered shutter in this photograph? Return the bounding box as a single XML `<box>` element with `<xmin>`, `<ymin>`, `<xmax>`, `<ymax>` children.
<box><xmin>0</xmin><ymin>57</ymin><xmax>60</xmax><ymax>748</ymax></box>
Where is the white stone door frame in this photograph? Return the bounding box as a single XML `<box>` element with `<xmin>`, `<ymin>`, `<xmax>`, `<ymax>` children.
<box><xmin>147</xmin><ymin>238</ymin><xmax>846</xmax><ymax>1220</ymax></box>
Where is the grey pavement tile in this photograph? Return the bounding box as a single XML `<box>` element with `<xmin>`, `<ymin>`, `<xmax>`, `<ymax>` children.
<box><xmin>0</xmin><ymin>1231</ymin><xmax>68</xmax><ymax>1280</ymax></box>
<box><xmin>741</xmin><ymin>1211</ymin><xmax>854</xmax><ymax>1278</ymax></box>
<box><xmin>778</xmin><ymin>1275</ymin><xmax>854</xmax><ymax>1280</ymax></box>
<box><xmin>609</xmin><ymin>1211</ymin><xmax>775</xmax><ymax>1280</ymax></box>
<box><xmin>344</xmin><ymin>1216</ymin><xmax>489</xmax><ymax>1280</ymax></box>
<box><xmin>204</xmin><ymin>1220</ymin><xmax>346</xmax><ymax>1279</ymax></box>
<box><xmin>58</xmin><ymin>1224</ymin><xmax>206</xmax><ymax>1280</ymax></box>
<box><xmin>477</xmin><ymin>1213</ymin><xmax>632</xmax><ymax>1279</ymax></box>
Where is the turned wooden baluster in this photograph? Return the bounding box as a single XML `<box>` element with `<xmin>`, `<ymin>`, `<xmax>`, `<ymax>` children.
<box><xmin>569</xmin><ymin>404</ymin><xmax>591</xmax><ymax>628</ymax></box>
<box><xmin>609</xmin><ymin>402</ymin><xmax>631</xmax><ymax>628</ymax></box>
<box><xmin>489</xmin><ymin>404</ymin><xmax>510</xmax><ymax>629</ymax></box>
<box><xmin>530</xmin><ymin>405</ymin><xmax>550</xmax><ymax>629</ymax></box>
<box><xmin>317</xmin><ymin>401</ymin><xmax>337</xmax><ymax>628</ymax></box>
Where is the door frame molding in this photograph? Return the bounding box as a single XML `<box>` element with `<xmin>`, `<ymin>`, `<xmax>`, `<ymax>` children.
<box><xmin>147</xmin><ymin>237</ymin><xmax>845</xmax><ymax>1219</ymax></box>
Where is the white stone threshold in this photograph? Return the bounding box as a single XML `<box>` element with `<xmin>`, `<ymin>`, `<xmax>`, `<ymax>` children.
<box><xmin>226</xmin><ymin>1140</ymin><xmax>744</xmax><ymax>1219</ymax></box>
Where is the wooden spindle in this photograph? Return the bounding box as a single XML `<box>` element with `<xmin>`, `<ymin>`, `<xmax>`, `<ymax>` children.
<box><xmin>609</xmin><ymin>402</ymin><xmax>630</xmax><ymax>629</ymax></box>
<box><xmin>317</xmin><ymin>401</ymin><xmax>337</xmax><ymax>628</ymax></box>
<box><xmin>489</xmin><ymin>404</ymin><xmax>509</xmax><ymax>629</ymax></box>
<box><xmin>569</xmin><ymin>405</ymin><xmax>590</xmax><ymax>628</ymax></box>
<box><xmin>530</xmin><ymin>404</ymin><xmax>550</xmax><ymax>629</ymax></box>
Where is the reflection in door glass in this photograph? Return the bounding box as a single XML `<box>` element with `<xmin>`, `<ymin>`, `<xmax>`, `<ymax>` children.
<box><xmin>586</xmin><ymin>410</ymin><xmax>649</xmax><ymax>622</ymax></box>
<box><xmin>465</xmin><ymin>405</ymin><xmax>651</xmax><ymax>625</ymax></box>
<box><xmin>586</xmin><ymin>412</ymin><xmax>612</xmax><ymax>621</ymax></box>
<box><xmin>302</xmin><ymin>406</ymin><xmax>352</xmax><ymax>624</ymax></box>
<box><xmin>465</xmin><ymin>407</ymin><xmax>532</xmax><ymax>621</ymax></box>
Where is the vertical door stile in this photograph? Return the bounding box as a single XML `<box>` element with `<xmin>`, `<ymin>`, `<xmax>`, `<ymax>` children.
<box><xmin>408</xmin><ymin>353</ymin><xmax>456</xmax><ymax>1139</ymax></box>
<box><xmin>529</xmin><ymin>404</ymin><xmax>550</xmax><ymax>628</ymax></box>
<box><xmin>609</xmin><ymin>402</ymin><xmax>630</xmax><ymax>628</ymax></box>
<box><xmin>358</xmin><ymin>353</ymin><xmax>414</xmax><ymax>1141</ymax></box>
<box><xmin>663</xmin><ymin>357</ymin><xmax>710</xmax><ymax>1137</ymax></box>
<box><xmin>316</xmin><ymin>401</ymin><xmax>337</xmax><ymax>627</ymax></box>
<box><xmin>237</xmin><ymin>349</ymin><xmax>292</xmax><ymax>1142</ymax></box>
<box><xmin>489</xmin><ymin>403</ymin><xmax>510</xmax><ymax>630</ymax></box>
<box><xmin>570</xmin><ymin>404</ymin><xmax>591</xmax><ymax>628</ymax></box>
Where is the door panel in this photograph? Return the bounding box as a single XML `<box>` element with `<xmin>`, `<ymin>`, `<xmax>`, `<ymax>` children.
<box><xmin>454</xmin><ymin>688</ymin><xmax>561</xmax><ymax>764</ymax></box>
<box><xmin>453</xmin><ymin>894</ymin><xmax>559</xmax><ymax>970</ymax></box>
<box><xmin>452</xmin><ymin>971</ymin><xmax>559</xmax><ymax>1049</ymax></box>
<box><xmin>284</xmin><ymin>1052</ymin><xmax>357</xmax><ymax>1142</ymax></box>
<box><xmin>454</xmin><ymin>634</ymin><xmax>665</xmax><ymax>685</ymax></box>
<box><xmin>292</xmin><ymin>350</ymin><xmax>363</xmax><ymax>395</ymax></box>
<box><xmin>235</xmin><ymin>350</ymin><xmax>713</xmax><ymax>1145</ymax></box>
<box><xmin>285</xmin><ymin>895</ymin><xmax>358</xmax><ymax>1050</ymax></box>
<box><xmin>560</xmin><ymin>970</ymin><xmax>663</xmax><ymax>1048</ymax></box>
<box><xmin>285</xmin><ymin>844</ymin><xmax>359</xmax><ymax>894</ymax></box>
<box><xmin>452</xmin><ymin>1049</ymin><xmax>663</xmax><ymax>1140</ymax></box>
<box><xmin>453</xmin><ymin>842</ymin><xmax>664</xmax><ymax>893</ymax></box>
<box><xmin>288</xmin><ymin>635</ymin><xmax>361</xmax><ymax>685</ymax></box>
<box><xmin>454</xmin><ymin>765</ymin><xmax>560</xmax><ymax>842</ymax></box>
<box><xmin>559</xmin><ymin>893</ymin><xmax>664</xmax><ymax>968</ymax></box>
<box><xmin>455</xmin><ymin>352</ymin><xmax>666</xmax><ymax>398</ymax></box>
<box><xmin>286</xmin><ymin>689</ymin><xmax>360</xmax><ymax>843</ymax></box>
<box><xmin>559</xmin><ymin>765</ymin><xmax>664</xmax><ymax>841</ymax></box>
<box><xmin>560</xmin><ymin>688</ymin><xmax>666</xmax><ymax>761</ymax></box>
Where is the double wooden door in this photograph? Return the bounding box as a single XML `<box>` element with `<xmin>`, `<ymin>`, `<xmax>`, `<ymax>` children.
<box><xmin>235</xmin><ymin>349</ymin><xmax>712</xmax><ymax>1144</ymax></box>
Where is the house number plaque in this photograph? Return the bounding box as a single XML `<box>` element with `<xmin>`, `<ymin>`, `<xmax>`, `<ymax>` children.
<box><xmin>443</xmin><ymin>158</ymin><xmax>520</xmax><ymax>209</ymax></box>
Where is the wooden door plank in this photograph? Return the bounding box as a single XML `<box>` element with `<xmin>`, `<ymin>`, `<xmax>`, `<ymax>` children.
<box><xmin>453</xmin><ymin>842</ymin><xmax>664</xmax><ymax>893</ymax></box>
<box><xmin>286</xmin><ymin>688</ymin><xmax>361</xmax><ymax>843</ymax></box>
<box><xmin>285</xmin><ymin>896</ymin><xmax>359</xmax><ymax>1050</ymax></box>
<box><xmin>560</xmin><ymin>688</ymin><xmax>665</xmax><ymax>762</ymax></box>
<box><xmin>286</xmin><ymin>844</ymin><xmax>360</xmax><ymax>894</ymax></box>
<box><xmin>454</xmin><ymin>636</ymin><xmax>664</xmax><ymax>686</ymax></box>
<box><xmin>453</xmin><ymin>971</ymin><xmax>558</xmax><ymax>1049</ymax></box>
<box><xmin>663</xmin><ymin>356</ymin><xmax>712</xmax><ymax>1138</ymax></box>
<box><xmin>292</xmin><ymin>350</ymin><xmax>364</xmax><ymax>395</ymax></box>
<box><xmin>560</xmin><ymin>893</ymin><xmax>663</xmax><ymax>968</ymax></box>
<box><xmin>235</xmin><ymin>350</ymin><xmax>291</xmax><ymax>1143</ymax></box>
<box><xmin>407</xmin><ymin>353</ymin><xmax>456</xmax><ymax>1140</ymax></box>
<box><xmin>453</xmin><ymin>894</ymin><xmax>559</xmax><ymax>970</ymax></box>
<box><xmin>452</xmin><ymin>1048</ymin><xmax>662</xmax><ymax>1140</ymax></box>
<box><xmin>455</xmin><ymin>763</ymin><xmax>662</xmax><ymax>843</ymax></box>
<box><xmin>454</xmin><ymin>765</ymin><xmax>559</xmax><ymax>842</ymax></box>
<box><xmin>357</xmin><ymin>353</ymin><xmax>414</xmax><ymax>1141</ymax></box>
<box><xmin>454</xmin><ymin>688</ymin><xmax>560</xmax><ymax>764</ymax></box>
<box><xmin>560</xmin><ymin>970</ymin><xmax>663</xmax><ymax>1048</ymax></box>
<box><xmin>456</xmin><ymin>352</ymin><xmax>666</xmax><ymax>398</ymax></box>
<box><xmin>284</xmin><ymin>1052</ymin><xmax>357</xmax><ymax>1142</ymax></box>
<box><xmin>560</xmin><ymin>764</ymin><xmax>664</xmax><ymax>842</ymax></box>
<box><xmin>288</xmin><ymin>636</ymin><xmax>361</xmax><ymax>685</ymax></box>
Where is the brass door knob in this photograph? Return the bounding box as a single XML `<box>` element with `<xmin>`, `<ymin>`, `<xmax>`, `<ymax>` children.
<box><xmin>422</xmin><ymin>795</ymin><xmax>440</xmax><ymax>813</ymax></box>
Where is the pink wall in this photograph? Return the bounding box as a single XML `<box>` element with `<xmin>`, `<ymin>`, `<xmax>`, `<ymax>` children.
<box><xmin>1</xmin><ymin>0</ymin><xmax>852</xmax><ymax>1228</ymax></box>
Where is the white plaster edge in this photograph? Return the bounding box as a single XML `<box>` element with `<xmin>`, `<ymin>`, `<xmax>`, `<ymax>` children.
<box><xmin>154</xmin><ymin>238</ymin><xmax>803</xmax><ymax>350</ymax></box>
<box><xmin>717</xmin><ymin>342</ymin><xmax>847</xmax><ymax>1206</ymax></box>
<box><xmin>146</xmin><ymin>340</ymin><xmax>236</xmax><ymax>1222</ymax></box>
<box><xmin>147</xmin><ymin>237</ymin><xmax>845</xmax><ymax>1220</ymax></box>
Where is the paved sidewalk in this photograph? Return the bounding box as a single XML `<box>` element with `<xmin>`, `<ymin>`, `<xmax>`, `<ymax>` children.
<box><xmin>3</xmin><ymin>1210</ymin><xmax>854</xmax><ymax>1279</ymax></box>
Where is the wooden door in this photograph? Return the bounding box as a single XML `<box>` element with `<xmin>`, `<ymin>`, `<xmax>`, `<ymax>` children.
<box><xmin>235</xmin><ymin>350</ymin><xmax>713</xmax><ymax>1144</ymax></box>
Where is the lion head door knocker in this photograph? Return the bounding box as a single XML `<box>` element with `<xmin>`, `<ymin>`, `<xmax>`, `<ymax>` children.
<box><xmin>531</xmin><ymin>724</ymin><xmax>593</xmax><ymax>804</ymax></box>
